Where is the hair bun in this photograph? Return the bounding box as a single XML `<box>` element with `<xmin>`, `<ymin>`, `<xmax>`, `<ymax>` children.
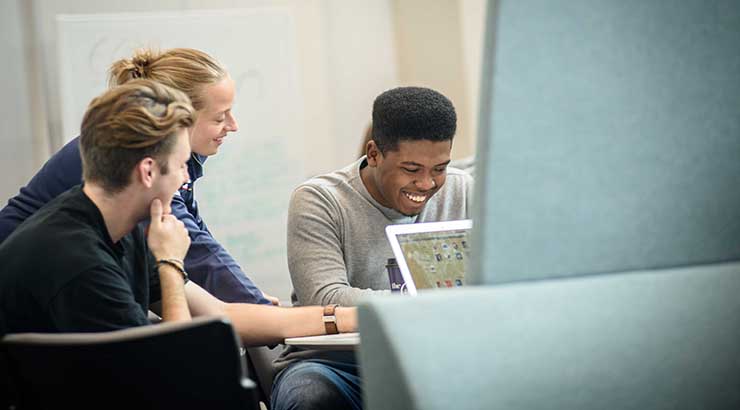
<box><xmin>129</xmin><ymin>54</ymin><xmax>151</xmax><ymax>79</ymax></box>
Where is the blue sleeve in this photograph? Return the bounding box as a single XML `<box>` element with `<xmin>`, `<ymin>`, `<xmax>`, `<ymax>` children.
<box><xmin>170</xmin><ymin>193</ymin><xmax>270</xmax><ymax>305</ymax></box>
<box><xmin>0</xmin><ymin>138</ymin><xmax>83</xmax><ymax>244</ymax></box>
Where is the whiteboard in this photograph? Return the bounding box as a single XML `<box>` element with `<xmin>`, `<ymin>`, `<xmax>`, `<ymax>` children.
<box><xmin>57</xmin><ymin>8</ymin><xmax>305</xmax><ymax>298</ymax></box>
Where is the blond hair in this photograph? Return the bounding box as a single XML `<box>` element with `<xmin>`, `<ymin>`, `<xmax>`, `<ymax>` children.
<box><xmin>108</xmin><ymin>48</ymin><xmax>227</xmax><ymax>111</ymax></box>
<box><xmin>80</xmin><ymin>79</ymin><xmax>194</xmax><ymax>193</ymax></box>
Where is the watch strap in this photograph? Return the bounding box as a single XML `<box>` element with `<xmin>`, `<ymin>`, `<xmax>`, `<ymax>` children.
<box><xmin>323</xmin><ymin>304</ymin><xmax>339</xmax><ymax>335</ymax></box>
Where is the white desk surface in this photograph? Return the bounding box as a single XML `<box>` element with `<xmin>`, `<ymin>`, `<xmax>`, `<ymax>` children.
<box><xmin>284</xmin><ymin>332</ymin><xmax>360</xmax><ymax>351</ymax></box>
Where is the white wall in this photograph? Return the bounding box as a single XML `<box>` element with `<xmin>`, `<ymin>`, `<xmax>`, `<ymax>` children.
<box><xmin>0</xmin><ymin>1</ymin><xmax>36</xmax><ymax>202</ymax></box>
<box><xmin>392</xmin><ymin>0</ymin><xmax>487</xmax><ymax>160</ymax></box>
<box><xmin>323</xmin><ymin>0</ymin><xmax>399</xmax><ymax>171</ymax></box>
<box><xmin>459</xmin><ymin>0</ymin><xmax>488</xmax><ymax>150</ymax></box>
<box><xmin>24</xmin><ymin>0</ymin><xmax>400</xmax><ymax>178</ymax></box>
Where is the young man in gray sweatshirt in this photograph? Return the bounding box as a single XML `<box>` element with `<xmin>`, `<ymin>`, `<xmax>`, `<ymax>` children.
<box><xmin>271</xmin><ymin>86</ymin><xmax>473</xmax><ymax>410</ymax></box>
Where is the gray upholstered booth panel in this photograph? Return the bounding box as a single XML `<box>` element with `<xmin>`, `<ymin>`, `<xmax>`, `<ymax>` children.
<box><xmin>472</xmin><ymin>0</ymin><xmax>740</xmax><ymax>285</ymax></box>
<box><xmin>358</xmin><ymin>262</ymin><xmax>740</xmax><ymax>410</ymax></box>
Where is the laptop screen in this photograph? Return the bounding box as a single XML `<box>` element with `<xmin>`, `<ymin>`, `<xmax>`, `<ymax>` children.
<box><xmin>386</xmin><ymin>220</ymin><xmax>473</xmax><ymax>295</ymax></box>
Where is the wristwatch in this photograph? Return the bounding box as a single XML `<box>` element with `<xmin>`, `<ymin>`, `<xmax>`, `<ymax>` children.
<box><xmin>323</xmin><ymin>304</ymin><xmax>339</xmax><ymax>335</ymax></box>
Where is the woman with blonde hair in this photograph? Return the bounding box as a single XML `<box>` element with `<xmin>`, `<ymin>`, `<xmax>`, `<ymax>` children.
<box><xmin>0</xmin><ymin>48</ymin><xmax>276</xmax><ymax>305</ymax></box>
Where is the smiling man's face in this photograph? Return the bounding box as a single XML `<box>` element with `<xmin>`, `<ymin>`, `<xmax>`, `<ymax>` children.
<box><xmin>362</xmin><ymin>139</ymin><xmax>452</xmax><ymax>216</ymax></box>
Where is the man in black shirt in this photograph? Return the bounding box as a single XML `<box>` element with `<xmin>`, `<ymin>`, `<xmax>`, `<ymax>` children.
<box><xmin>0</xmin><ymin>80</ymin><xmax>356</xmax><ymax>344</ymax></box>
<box><xmin>0</xmin><ymin>184</ymin><xmax>159</xmax><ymax>333</ymax></box>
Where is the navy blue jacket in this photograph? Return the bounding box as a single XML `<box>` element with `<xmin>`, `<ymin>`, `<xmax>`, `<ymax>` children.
<box><xmin>0</xmin><ymin>137</ymin><xmax>269</xmax><ymax>304</ymax></box>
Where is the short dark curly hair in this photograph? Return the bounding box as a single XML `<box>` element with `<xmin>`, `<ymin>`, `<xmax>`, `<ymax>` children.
<box><xmin>371</xmin><ymin>86</ymin><xmax>457</xmax><ymax>153</ymax></box>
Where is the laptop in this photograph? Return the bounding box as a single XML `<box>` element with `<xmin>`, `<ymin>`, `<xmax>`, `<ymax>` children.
<box><xmin>385</xmin><ymin>219</ymin><xmax>473</xmax><ymax>296</ymax></box>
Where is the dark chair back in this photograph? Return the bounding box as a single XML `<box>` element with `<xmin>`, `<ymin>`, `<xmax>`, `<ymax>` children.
<box><xmin>1</xmin><ymin>317</ymin><xmax>257</xmax><ymax>409</ymax></box>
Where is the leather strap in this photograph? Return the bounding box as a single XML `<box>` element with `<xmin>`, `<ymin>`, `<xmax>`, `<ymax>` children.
<box><xmin>323</xmin><ymin>304</ymin><xmax>339</xmax><ymax>335</ymax></box>
<box><xmin>155</xmin><ymin>259</ymin><xmax>189</xmax><ymax>284</ymax></box>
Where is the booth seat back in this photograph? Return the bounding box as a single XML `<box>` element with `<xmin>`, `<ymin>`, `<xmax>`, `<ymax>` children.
<box><xmin>358</xmin><ymin>262</ymin><xmax>740</xmax><ymax>410</ymax></box>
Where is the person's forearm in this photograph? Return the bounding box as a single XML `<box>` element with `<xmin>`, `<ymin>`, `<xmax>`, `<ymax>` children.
<box><xmin>158</xmin><ymin>264</ymin><xmax>191</xmax><ymax>322</ymax></box>
<box><xmin>223</xmin><ymin>303</ymin><xmax>357</xmax><ymax>347</ymax></box>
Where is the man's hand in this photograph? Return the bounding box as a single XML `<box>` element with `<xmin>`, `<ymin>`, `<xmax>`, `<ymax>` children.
<box><xmin>262</xmin><ymin>291</ymin><xmax>281</xmax><ymax>306</ymax></box>
<box><xmin>147</xmin><ymin>199</ymin><xmax>190</xmax><ymax>261</ymax></box>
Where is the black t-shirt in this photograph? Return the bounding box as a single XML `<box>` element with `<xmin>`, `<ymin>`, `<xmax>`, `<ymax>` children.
<box><xmin>0</xmin><ymin>186</ymin><xmax>160</xmax><ymax>336</ymax></box>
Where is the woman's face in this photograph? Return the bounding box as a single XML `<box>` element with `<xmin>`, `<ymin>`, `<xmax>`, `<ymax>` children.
<box><xmin>189</xmin><ymin>76</ymin><xmax>238</xmax><ymax>156</ymax></box>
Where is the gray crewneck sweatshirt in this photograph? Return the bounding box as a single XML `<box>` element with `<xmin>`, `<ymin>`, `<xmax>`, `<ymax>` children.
<box><xmin>287</xmin><ymin>157</ymin><xmax>473</xmax><ymax>307</ymax></box>
<box><xmin>275</xmin><ymin>157</ymin><xmax>473</xmax><ymax>371</ymax></box>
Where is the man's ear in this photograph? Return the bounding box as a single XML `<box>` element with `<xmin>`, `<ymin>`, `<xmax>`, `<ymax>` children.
<box><xmin>366</xmin><ymin>140</ymin><xmax>381</xmax><ymax>167</ymax></box>
<box><xmin>137</xmin><ymin>157</ymin><xmax>156</xmax><ymax>188</ymax></box>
